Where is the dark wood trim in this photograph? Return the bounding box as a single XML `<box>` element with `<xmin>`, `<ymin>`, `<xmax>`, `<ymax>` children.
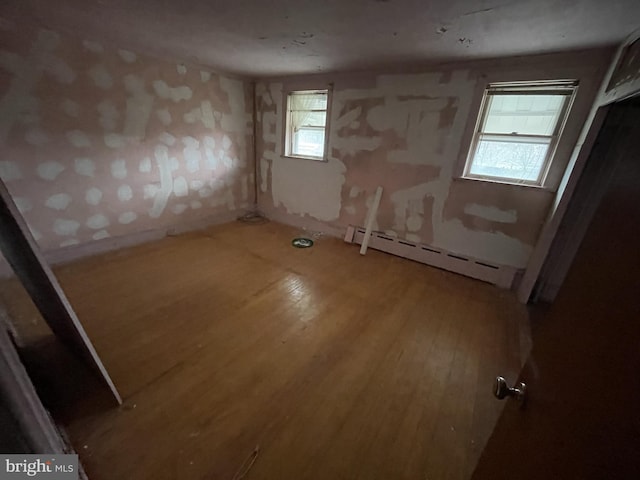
<box><xmin>0</xmin><ymin>179</ymin><xmax>121</xmax><ymax>405</ymax></box>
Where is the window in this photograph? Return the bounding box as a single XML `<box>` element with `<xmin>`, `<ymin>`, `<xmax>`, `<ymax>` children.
<box><xmin>285</xmin><ymin>90</ymin><xmax>329</xmax><ymax>160</ymax></box>
<box><xmin>463</xmin><ymin>81</ymin><xmax>578</xmax><ymax>186</ymax></box>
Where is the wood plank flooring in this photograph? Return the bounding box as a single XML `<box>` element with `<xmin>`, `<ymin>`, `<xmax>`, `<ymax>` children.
<box><xmin>0</xmin><ymin>221</ymin><xmax>531</xmax><ymax>480</ymax></box>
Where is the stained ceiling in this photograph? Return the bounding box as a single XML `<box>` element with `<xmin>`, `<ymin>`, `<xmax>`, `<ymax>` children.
<box><xmin>2</xmin><ymin>0</ymin><xmax>639</xmax><ymax>77</ymax></box>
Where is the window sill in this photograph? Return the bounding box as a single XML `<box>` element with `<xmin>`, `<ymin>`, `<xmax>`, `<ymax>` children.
<box><xmin>281</xmin><ymin>154</ymin><xmax>327</xmax><ymax>162</ymax></box>
<box><xmin>454</xmin><ymin>175</ymin><xmax>556</xmax><ymax>192</ymax></box>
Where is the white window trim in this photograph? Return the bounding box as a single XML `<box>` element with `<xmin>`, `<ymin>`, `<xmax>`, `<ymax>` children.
<box><xmin>460</xmin><ymin>80</ymin><xmax>579</xmax><ymax>188</ymax></box>
<box><xmin>282</xmin><ymin>86</ymin><xmax>333</xmax><ymax>162</ymax></box>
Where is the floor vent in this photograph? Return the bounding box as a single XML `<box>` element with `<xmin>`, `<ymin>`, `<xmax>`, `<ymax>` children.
<box><xmin>347</xmin><ymin>226</ymin><xmax>518</xmax><ymax>289</ymax></box>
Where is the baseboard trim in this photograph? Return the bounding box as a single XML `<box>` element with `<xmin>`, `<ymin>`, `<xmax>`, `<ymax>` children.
<box><xmin>0</xmin><ymin>211</ymin><xmax>242</xmax><ymax>279</ymax></box>
<box><xmin>345</xmin><ymin>225</ymin><xmax>519</xmax><ymax>289</ymax></box>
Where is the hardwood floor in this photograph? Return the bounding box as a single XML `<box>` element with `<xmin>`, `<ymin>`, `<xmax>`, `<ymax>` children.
<box><xmin>0</xmin><ymin>221</ymin><xmax>531</xmax><ymax>480</ymax></box>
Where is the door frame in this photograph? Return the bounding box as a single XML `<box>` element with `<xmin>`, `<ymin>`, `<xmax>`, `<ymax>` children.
<box><xmin>517</xmin><ymin>28</ymin><xmax>640</xmax><ymax>303</ymax></box>
<box><xmin>0</xmin><ymin>178</ymin><xmax>121</xmax><ymax>405</ymax></box>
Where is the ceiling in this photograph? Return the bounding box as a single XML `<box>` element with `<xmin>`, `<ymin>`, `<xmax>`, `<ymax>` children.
<box><xmin>2</xmin><ymin>0</ymin><xmax>639</xmax><ymax>77</ymax></box>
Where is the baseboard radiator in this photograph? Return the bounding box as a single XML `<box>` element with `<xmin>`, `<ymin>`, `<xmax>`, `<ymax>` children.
<box><xmin>345</xmin><ymin>225</ymin><xmax>518</xmax><ymax>289</ymax></box>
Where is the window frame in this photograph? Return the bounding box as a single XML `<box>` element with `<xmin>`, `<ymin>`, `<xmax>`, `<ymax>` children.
<box><xmin>462</xmin><ymin>80</ymin><xmax>579</xmax><ymax>187</ymax></box>
<box><xmin>283</xmin><ymin>87</ymin><xmax>332</xmax><ymax>162</ymax></box>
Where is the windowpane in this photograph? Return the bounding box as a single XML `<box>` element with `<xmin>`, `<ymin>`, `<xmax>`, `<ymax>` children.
<box><xmin>469</xmin><ymin>138</ymin><xmax>549</xmax><ymax>182</ymax></box>
<box><xmin>290</xmin><ymin>92</ymin><xmax>327</xmax><ymax>111</ymax></box>
<box><xmin>483</xmin><ymin>94</ymin><xmax>565</xmax><ymax>136</ymax></box>
<box><xmin>297</xmin><ymin>111</ymin><xmax>326</xmax><ymax>128</ymax></box>
<box><xmin>293</xmin><ymin>127</ymin><xmax>325</xmax><ymax>158</ymax></box>
<box><xmin>286</xmin><ymin>89</ymin><xmax>329</xmax><ymax>159</ymax></box>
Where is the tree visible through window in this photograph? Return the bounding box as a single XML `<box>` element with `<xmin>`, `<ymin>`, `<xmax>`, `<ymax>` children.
<box><xmin>464</xmin><ymin>81</ymin><xmax>578</xmax><ymax>185</ymax></box>
<box><xmin>285</xmin><ymin>90</ymin><xmax>328</xmax><ymax>160</ymax></box>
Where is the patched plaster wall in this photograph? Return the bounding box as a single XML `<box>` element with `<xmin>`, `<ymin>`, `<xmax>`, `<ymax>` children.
<box><xmin>256</xmin><ymin>50</ymin><xmax>611</xmax><ymax>268</ymax></box>
<box><xmin>0</xmin><ymin>22</ymin><xmax>253</xmax><ymax>257</ymax></box>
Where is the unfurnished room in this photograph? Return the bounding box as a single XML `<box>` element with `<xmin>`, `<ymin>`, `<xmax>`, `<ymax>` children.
<box><xmin>1</xmin><ymin>1</ymin><xmax>639</xmax><ymax>479</ymax></box>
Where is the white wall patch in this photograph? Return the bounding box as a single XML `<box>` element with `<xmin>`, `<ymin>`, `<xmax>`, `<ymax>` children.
<box><xmin>118</xmin><ymin>49</ymin><xmax>137</xmax><ymax>63</ymax></box>
<box><xmin>82</xmin><ymin>40</ymin><xmax>104</xmax><ymax>53</ymax></box>
<box><xmin>86</xmin><ymin>214</ymin><xmax>110</xmax><ymax>229</ymax></box>
<box><xmin>200</xmin><ymin>71</ymin><xmax>211</xmax><ymax>82</ymax></box>
<box><xmin>190</xmin><ymin>180</ymin><xmax>204</xmax><ymax>191</ymax></box>
<box><xmin>85</xmin><ymin>187</ymin><xmax>103</xmax><ymax>206</ymax></box>
<box><xmin>25</xmin><ymin>129</ymin><xmax>49</xmax><ymax>146</ymax></box>
<box><xmin>92</xmin><ymin>230</ymin><xmax>110</xmax><ymax>240</ymax></box>
<box><xmin>160</xmin><ymin>132</ymin><xmax>176</xmax><ymax>146</ymax></box>
<box><xmin>105</xmin><ymin>133</ymin><xmax>126</xmax><ymax>148</ymax></box>
<box><xmin>42</xmin><ymin>56</ymin><xmax>76</xmax><ymax>84</ymax></box>
<box><xmin>156</xmin><ymin>109</ymin><xmax>172</xmax><ymax>126</ymax></box>
<box><xmin>173</xmin><ymin>176</ymin><xmax>189</xmax><ymax>197</ymax></box>
<box><xmin>464</xmin><ymin>203</ymin><xmax>518</xmax><ymax>224</ymax></box>
<box><xmin>118</xmin><ymin>211</ymin><xmax>137</xmax><ymax>224</ymax></box>
<box><xmin>45</xmin><ymin>193</ymin><xmax>72</xmax><ymax>211</ymax></box>
<box><xmin>183</xmin><ymin>107</ymin><xmax>200</xmax><ymax>124</ymax></box>
<box><xmin>111</xmin><ymin>159</ymin><xmax>127</xmax><ymax>179</ymax></box>
<box><xmin>152</xmin><ymin>80</ymin><xmax>192</xmax><ymax>102</ymax></box>
<box><xmin>171</xmin><ymin>203</ymin><xmax>188</xmax><ymax>214</ymax></box>
<box><xmin>53</xmin><ymin>219</ymin><xmax>80</xmax><ymax>236</ymax></box>
<box><xmin>203</xmin><ymin>136</ymin><xmax>217</xmax><ymax>170</ymax></box>
<box><xmin>201</xmin><ymin>101</ymin><xmax>215</xmax><ymax>129</ymax></box>
<box><xmin>74</xmin><ymin>158</ymin><xmax>95</xmax><ymax>177</ymax></box>
<box><xmin>0</xmin><ymin>161</ymin><xmax>22</xmax><ymax>181</ymax></box>
<box><xmin>222</xmin><ymin>134</ymin><xmax>232</xmax><ymax>150</ymax></box>
<box><xmin>271</xmin><ymin>155</ymin><xmax>346</xmax><ymax>222</ymax></box>
<box><xmin>67</xmin><ymin>130</ymin><xmax>91</xmax><ymax>148</ymax></box>
<box><xmin>144</xmin><ymin>183</ymin><xmax>159</xmax><ymax>199</ymax></box>
<box><xmin>60</xmin><ymin>238</ymin><xmax>79</xmax><ymax>247</ymax></box>
<box><xmin>177</xmin><ymin>64</ymin><xmax>187</xmax><ymax>75</ymax></box>
<box><xmin>37</xmin><ymin>161</ymin><xmax>65</xmax><ymax>181</ymax></box>
<box><xmin>182</xmin><ymin>136</ymin><xmax>201</xmax><ymax>173</ymax></box>
<box><xmin>118</xmin><ymin>184</ymin><xmax>133</xmax><ymax>202</ymax></box>
<box><xmin>98</xmin><ymin>100</ymin><xmax>119</xmax><ymax>131</ymax></box>
<box><xmin>150</xmin><ymin>145</ymin><xmax>172</xmax><ymax>218</ymax></box>
<box><xmin>88</xmin><ymin>64</ymin><xmax>113</xmax><ymax>89</ymax></box>
<box><xmin>139</xmin><ymin>157</ymin><xmax>152</xmax><ymax>173</ymax></box>
<box><xmin>123</xmin><ymin>74</ymin><xmax>154</xmax><ymax>139</ymax></box>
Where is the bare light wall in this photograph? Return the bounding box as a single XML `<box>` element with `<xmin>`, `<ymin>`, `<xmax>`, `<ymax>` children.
<box><xmin>0</xmin><ymin>22</ymin><xmax>254</xmax><ymax>262</ymax></box>
<box><xmin>256</xmin><ymin>49</ymin><xmax>611</xmax><ymax>268</ymax></box>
